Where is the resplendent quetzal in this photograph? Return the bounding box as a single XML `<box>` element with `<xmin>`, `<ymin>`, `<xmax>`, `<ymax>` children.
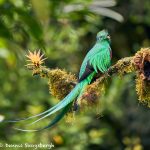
<box><xmin>9</xmin><ymin>29</ymin><xmax>112</xmax><ymax>131</ymax></box>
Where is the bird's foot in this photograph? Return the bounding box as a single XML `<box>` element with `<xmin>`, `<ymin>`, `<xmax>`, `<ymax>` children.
<box><xmin>73</xmin><ymin>101</ymin><xmax>79</xmax><ymax>111</ymax></box>
<box><xmin>104</xmin><ymin>69</ymin><xmax>111</xmax><ymax>77</ymax></box>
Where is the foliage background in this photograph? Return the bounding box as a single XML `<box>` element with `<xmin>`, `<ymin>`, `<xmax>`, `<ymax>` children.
<box><xmin>0</xmin><ymin>0</ymin><xmax>150</xmax><ymax>149</ymax></box>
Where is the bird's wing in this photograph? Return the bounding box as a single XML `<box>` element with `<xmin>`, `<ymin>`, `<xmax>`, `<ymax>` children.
<box><xmin>78</xmin><ymin>61</ymin><xmax>94</xmax><ymax>82</ymax></box>
<box><xmin>79</xmin><ymin>44</ymin><xmax>100</xmax><ymax>79</ymax></box>
<box><xmin>79</xmin><ymin>44</ymin><xmax>111</xmax><ymax>81</ymax></box>
<box><xmin>89</xmin><ymin>47</ymin><xmax>111</xmax><ymax>73</ymax></box>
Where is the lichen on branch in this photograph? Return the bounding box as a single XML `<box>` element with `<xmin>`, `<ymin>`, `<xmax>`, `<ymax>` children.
<box><xmin>133</xmin><ymin>48</ymin><xmax>150</xmax><ymax>106</ymax></box>
<box><xmin>25</xmin><ymin>48</ymin><xmax>150</xmax><ymax>108</ymax></box>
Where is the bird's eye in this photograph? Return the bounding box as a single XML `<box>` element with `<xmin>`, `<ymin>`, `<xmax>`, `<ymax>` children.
<box><xmin>97</xmin><ymin>36</ymin><xmax>102</xmax><ymax>40</ymax></box>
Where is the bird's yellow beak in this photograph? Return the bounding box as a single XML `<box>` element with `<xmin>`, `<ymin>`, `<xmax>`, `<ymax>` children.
<box><xmin>107</xmin><ymin>35</ymin><xmax>111</xmax><ymax>40</ymax></box>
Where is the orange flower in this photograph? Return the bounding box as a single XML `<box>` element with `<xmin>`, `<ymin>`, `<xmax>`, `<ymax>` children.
<box><xmin>25</xmin><ymin>50</ymin><xmax>47</xmax><ymax>67</ymax></box>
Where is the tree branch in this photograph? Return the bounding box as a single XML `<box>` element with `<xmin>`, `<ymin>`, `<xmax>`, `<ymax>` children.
<box><xmin>26</xmin><ymin>48</ymin><xmax>150</xmax><ymax>107</ymax></box>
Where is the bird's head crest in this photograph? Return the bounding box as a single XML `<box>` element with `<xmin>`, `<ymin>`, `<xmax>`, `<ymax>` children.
<box><xmin>96</xmin><ymin>29</ymin><xmax>111</xmax><ymax>42</ymax></box>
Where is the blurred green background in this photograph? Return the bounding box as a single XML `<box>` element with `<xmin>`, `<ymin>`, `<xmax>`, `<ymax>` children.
<box><xmin>0</xmin><ymin>0</ymin><xmax>150</xmax><ymax>149</ymax></box>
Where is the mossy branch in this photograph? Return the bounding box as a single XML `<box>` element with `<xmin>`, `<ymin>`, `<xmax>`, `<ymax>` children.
<box><xmin>26</xmin><ymin>48</ymin><xmax>150</xmax><ymax>107</ymax></box>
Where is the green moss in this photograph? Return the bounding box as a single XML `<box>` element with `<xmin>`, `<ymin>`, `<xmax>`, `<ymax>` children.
<box><xmin>133</xmin><ymin>48</ymin><xmax>150</xmax><ymax>106</ymax></box>
<box><xmin>136</xmin><ymin>74</ymin><xmax>150</xmax><ymax>106</ymax></box>
<box><xmin>78</xmin><ymin>79</ymin><xmax>106</xmax><ymax>110</ymax></box>
<box><xmin>115</xmin><ymin>57</ymin><xmax>134</xmax><ymax>75</ymax></box>
<box><xmin>48</xmin><ymin>69</ymin><xmax>77</xmax><ymax>99</ymax></box>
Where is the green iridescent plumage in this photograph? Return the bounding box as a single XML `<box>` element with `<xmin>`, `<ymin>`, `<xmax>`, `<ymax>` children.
<box><xmin>79</xmin><ymin>38</ymin><xmax>111</xmax><ymax>76</ymax></box>
<box><xmin>7</xmin><ymin>30</ymin><xmax>112</xmax><ymax>131</ymax></box>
